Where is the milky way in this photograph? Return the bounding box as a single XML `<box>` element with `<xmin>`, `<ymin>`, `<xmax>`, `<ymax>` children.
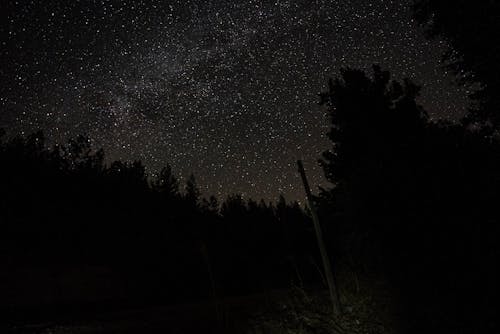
<box><xmin>1</xmin><ymin>0</ymin><xmax>469</xmax><ymax>201</ymax></box>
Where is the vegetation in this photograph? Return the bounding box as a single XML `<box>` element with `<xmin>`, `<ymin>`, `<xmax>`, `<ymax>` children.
<box><xmin>2</xmin><ymin>2</ymin><xmax>500</xmax><ymax>332</ymax></box>
<box><xmin>0</xmin><ymin>130</ymin><xmax>317</xmax><ymax>309</ymax></box>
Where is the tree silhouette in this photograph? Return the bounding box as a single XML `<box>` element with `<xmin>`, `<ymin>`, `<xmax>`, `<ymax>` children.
<box><xmin>200</xmin><ymin>195</ymin><xmax>219</xmax><ymax>215</ymax></box>
<box><xmin>0</xmin><ymin>130</ymin><xmax>319</xmax><ymax>312</ymax></box>
<box><xmin>318</xmin><ymin>66</ymin><xmax>500</xmax><ymax>333</ymax></box>
<box><xmin>319</xmin><ymin>65</ymin><xmax>427</xmax><ymax>224</ymax></box>
<box><xmin>184</xmin><ymin>173</ymin><xmax>201</xmax><ymax>208</ymax></box>
<box><xmin>413</xmin><ymin>0</ymin><xmax>500</xmax><ymax>126</ymax></box>
<box><xmin>152</xmin><ymin>164</ymin><xmax>180</xmax><ymax>200</ymax></box>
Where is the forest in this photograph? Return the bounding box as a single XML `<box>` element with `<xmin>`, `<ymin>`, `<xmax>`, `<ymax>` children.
<box><xmin>2</xmin><ymin>0</ymin><xmax>500</xmax><ymax>333</ymax></box>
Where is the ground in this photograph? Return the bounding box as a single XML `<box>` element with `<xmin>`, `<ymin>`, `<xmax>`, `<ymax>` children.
<box><xmin>4</xmin><ymin>270</ymin><xmax>398</xmax><ymax>334</ymax></box>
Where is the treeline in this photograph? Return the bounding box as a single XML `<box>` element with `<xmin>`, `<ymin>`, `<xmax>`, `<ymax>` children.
<box><xmin>0</xmin><ymin>131</ymin><xmax>319</xmax><ymax>303</ymax></box>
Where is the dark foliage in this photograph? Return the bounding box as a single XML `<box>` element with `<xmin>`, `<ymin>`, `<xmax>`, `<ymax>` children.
<box><xmin>318</xmin><ymin>66</ymin><xmax>500</xmax><ymax>333</ymax></box>
<box><xmin>412</xmin><ymin>0</ymin><xmax>500</xmax><ymax>126</ymax></box>
<box><xmin>0</xmin><ymin>130</ymin><xmax>317</xmax><ymax>313</ymax></box>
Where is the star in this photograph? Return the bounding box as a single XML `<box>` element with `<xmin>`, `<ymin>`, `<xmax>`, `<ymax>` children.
<box><xmin>0</xmin><ymin>0</ymin><xmax>470</xmax><ymax>201</ymax></box>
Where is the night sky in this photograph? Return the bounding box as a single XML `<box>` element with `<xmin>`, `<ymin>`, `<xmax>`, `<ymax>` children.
<box><xmin>1</xmin><ymin>0</ymin><xmax>469</xmax><ymax>201</ymax></box>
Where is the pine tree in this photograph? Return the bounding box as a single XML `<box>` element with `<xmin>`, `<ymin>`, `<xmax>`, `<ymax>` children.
<box><xmin>153</xmin><ymin>164</ymin><xmax>180</xmax><ymax>199</ymax></box>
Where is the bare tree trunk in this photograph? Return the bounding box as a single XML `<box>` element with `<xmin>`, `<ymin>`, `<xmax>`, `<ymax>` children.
<box><xmin>297</xmin><ymin>160</ymin><xmax>341</xmax><ymax>316</ymax></box>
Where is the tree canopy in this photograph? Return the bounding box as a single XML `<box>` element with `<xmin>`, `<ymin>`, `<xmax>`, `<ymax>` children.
<box><xmin>413</xmin><ymin>0</ymin><xmax>500</xmax><ymax>126</ymax></box>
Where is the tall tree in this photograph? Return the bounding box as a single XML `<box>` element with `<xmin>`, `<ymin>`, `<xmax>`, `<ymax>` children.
<box><xmin>317</xmin><ymin>65</ymin><xmax>432</xmax><ymax>271</ymax></box>
<box><xmin>153</xmin><ymin>164</ymin><xmax>180</xmax><ymax>199</ymax></box>
<box><xmin>319</xmin><ymin>65</ymin><xmax>426</xmax><ymax>191</ymax></box>
<box><xmin>184</xmin><ymin>173</ymin><xmax>201</xmax><ymax>208</ymax></box>
<box><xmin>318</xmin><ymin>65</ymin><xmax>500</xmax><ymax>333</ymax></box>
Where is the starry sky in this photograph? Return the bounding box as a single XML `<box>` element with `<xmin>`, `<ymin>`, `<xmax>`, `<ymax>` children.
<box><xmin>1</xmin><ymin>0</ymin><xmax>469</xmax><ymax>202</ymax></box>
